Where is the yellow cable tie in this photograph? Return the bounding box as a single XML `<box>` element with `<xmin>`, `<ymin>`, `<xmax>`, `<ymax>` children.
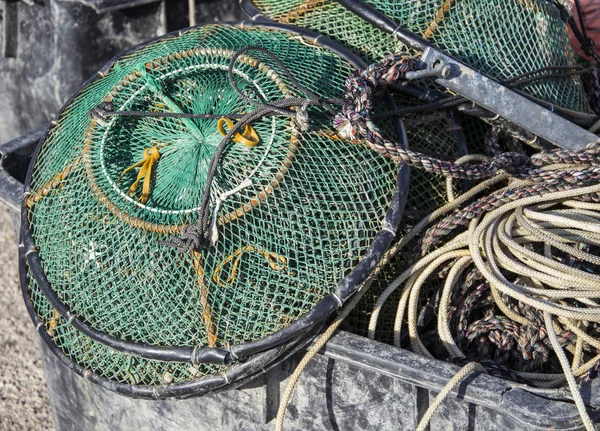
<box><xmin>118</xmin><ymin>146</ymin><xmax>161</xmax><ymax>204</ymax></box>
<box><xmin>217</xmin><ymin>117</ymin><xmax>260</xmax><ymax>148</ymax></box>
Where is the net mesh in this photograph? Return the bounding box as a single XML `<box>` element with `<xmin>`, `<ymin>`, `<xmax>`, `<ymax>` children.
<box><xmin>364</xmin><ymin>0</ymin><xmax>588</xmax><ymax>111</ymax></box>
<box><xmin>244</xmin><ymin>0</ymin><xmax>591</xmax><ymax>341</ymax></box>
<box><xmin>242</xmin><ymin>0</ymin><xmax>503</xmax><ymax>211</ymax></box>
<box><xmin>26</xmin><ymin>267</ymin><xmax>222</xmax><ymax>386</ymax></box>
<box><xmin>24</xmin><ymin>23</ymin><xmax>401</xmax><ymax>386</ymax></box>
<box><xmin>247</xmin><ymin>0</ymin><xmax>589</xmax><ymax>111</ymax></box>
<box><xmin>250</xmin><ymin>0</ymin><xmax>404</xmax><ymax>64</ymax></box>
<box><xmin>393</xmin><ymin>98</ymin><xmax>489</xmax><ymax>215</ymax></box>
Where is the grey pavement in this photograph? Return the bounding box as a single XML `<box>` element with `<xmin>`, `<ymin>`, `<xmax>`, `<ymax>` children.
<box><xmin>0</xmin><ymin>206</ymin><xmax>54</xmax><ymax>431</ymax></box>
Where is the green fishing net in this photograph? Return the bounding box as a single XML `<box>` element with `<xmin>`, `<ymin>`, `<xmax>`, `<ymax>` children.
<box><xmin>242</xmin><ymin>0</ymin><xmax>589</xmax><ymax>209</ymax></box>
<box><xmin>246</xmin><ymin>0</ymin><xmax>403</xmax><ymax>64</ymax></box>
<box><xmin>245</xmin><ymin>0</ymin><xmax>589</xmax><ymax>112</ymax></box>
<box><xmin>21</xmin><ymin>22</ymin><xmax>404</xmax><ymax>392</ymax></box>
<box><xmin>362</xmin><ymin>0</ymin><xmax>587</xmax><ymax>110</ymax></box>
<box><xmin>23</xmin><ymin>267</ymin><xmax>226</xmax><ymax>388</ymax></box>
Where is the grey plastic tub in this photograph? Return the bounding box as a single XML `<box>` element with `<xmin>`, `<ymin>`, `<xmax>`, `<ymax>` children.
<box><xmin>2</xmin><ymin>130</ymin><xmax>600</xmax><ymax>430</ymax></box>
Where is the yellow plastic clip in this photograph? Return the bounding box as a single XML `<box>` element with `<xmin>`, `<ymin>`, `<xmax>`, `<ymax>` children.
<box><xmin>217</xmin><ymin>118</ymin><xmax>260</xmax><ymax>148</ymax></box>
<box><xmin>118</xmin><ymin>147</ymin><xmax>161</xmax><ymax>204</ymax></box>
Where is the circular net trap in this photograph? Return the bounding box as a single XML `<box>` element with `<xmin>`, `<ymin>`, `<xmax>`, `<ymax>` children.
<box><xmin>20</xmin><ymin>22</ymin><xmax>407</xmax><ymax>398</ymax></box>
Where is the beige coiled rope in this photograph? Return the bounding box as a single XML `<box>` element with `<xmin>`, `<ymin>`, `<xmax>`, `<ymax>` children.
<box><xmin>368</xmin><ymin>183</ymin><xmax>600</xmax><ymax>430</ymax></box>
<box><xmin>277</xmin><ymin>155</ymin><xmax>600</xmax><ymax>430</ymax></box>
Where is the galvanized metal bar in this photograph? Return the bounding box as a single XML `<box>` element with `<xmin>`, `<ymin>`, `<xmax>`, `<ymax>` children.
<box><xmin>420</xmin><ymin>47</ymin><xmax>599</xmax><ymax>150</ymax></box>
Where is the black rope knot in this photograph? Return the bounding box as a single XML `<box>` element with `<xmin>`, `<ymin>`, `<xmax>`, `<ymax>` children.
<box><xmin>162</xmin><ymin>223</ymin><xmax>211</xmax><ymax>254</ymax></box>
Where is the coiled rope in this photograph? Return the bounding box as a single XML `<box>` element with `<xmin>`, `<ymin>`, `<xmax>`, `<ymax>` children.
<box><xmin>277</xmin><ymin>165</ymin><xmax>600</xmax><ymax>431</ymax></box>
<box><xmin>93</xmin><ymin>45</ymin><xmax>600</xmax><ymax>429</ymax></box>
<box><xmin>276</xmin><ymin>52</ymin><xmax>600</xmax><ymax>429</ymax></box>
<box><xmin>368</xmin><ymin>187</ymin><xmax>600</xmax><ymax>429</ymax></box>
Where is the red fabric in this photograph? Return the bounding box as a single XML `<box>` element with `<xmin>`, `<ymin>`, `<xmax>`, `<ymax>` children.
<box><xmin>568</xmin><ymin>0</ymin><xmax>600</xmax><ymax>58</ymax></box>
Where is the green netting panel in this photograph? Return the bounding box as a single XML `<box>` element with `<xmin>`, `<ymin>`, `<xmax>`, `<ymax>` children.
<box><xmin>246</xmin><ymin>0</ymin><xmax>589</xmax><ymax>112</ymax></box>
<box><xmin>24</xmin><ymin>23</ymin><xmax>400</xmax><ymax>374</ymax></box>
<box><xmin>25</xmin><ymin>266</ymin><xmax>223</xmax><ymax>386</ymax></box>
<box><xmin>393</xmin><ymin>94</ymin><xmax>490</xmax><ymax>214</ymax></box>
<box><xmin>248</xmin><ymin>0</ymin><xmax>405</xmax><ymax>64</ymax></box>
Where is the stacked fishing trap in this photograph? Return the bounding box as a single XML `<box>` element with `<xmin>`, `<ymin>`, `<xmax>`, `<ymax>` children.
<box><xmin>17</xmin><ymin>0</ymin><xmax>600</xmax><ymax>429</ymax></box>
<box><xmin>20</xmin><ymin>21</ymin><xmax>408</xmax><ymax>398</ymax></box>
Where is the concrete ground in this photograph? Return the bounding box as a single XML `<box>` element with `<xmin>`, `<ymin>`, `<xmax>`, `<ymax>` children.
<box><xmin>0</xmin><ymin>206</ymin><xmax>54</xmax><ymax>430</ymax></box>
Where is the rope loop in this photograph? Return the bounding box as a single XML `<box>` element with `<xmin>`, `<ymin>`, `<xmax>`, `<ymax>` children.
<box><xmin>333</xmin><ymin>53</ymin><xmax>418</xmax><ymax>144</ymax></box>
<box><xmin>332</xmin><ymin>51</ymin><xmax>600</xmax><ymax>184</ymax></box>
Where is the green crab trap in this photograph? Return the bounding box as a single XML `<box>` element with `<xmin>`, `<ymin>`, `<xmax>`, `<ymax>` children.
<box><xmin>243</xmin><ymin>0</ymin><xmax>589</xmax><ymax>112</ymax></box>
<box><xmin>19</xmin><ymin>21</ymin><xmax>410</xmax><ymax>398</ymax></box>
